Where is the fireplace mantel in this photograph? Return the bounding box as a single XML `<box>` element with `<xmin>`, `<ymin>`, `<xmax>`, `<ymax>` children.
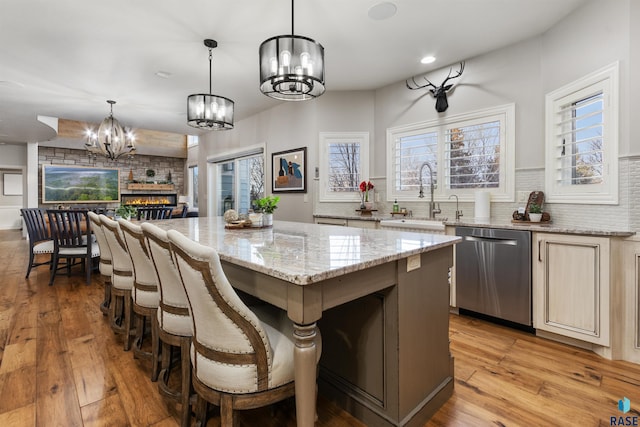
<box><xmin>127</xmin><ymin>183</ymin><xmax>175</xmax><ymax>191</ymax></box>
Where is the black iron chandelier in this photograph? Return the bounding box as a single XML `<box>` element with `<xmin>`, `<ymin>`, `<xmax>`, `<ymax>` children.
<box><xmin>259</xmin><ymin>0</ymin><xmax>325</xmax><ymax>101</ymax></box>
<box><xmin>187</xmin><ymin>39</ymin><xmax>234</xmax><ymax>130</ymax></box>
<box><xmin>85</xmin><ymin>100</ymin><xmax>136</xmax><ymax>161</ymax></box>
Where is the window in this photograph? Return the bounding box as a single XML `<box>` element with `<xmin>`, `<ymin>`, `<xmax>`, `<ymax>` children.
<box><xmin>188</xmin><ymin>165</ymin><xmax>199</xmax><ymax>208</ymax></box>
<box><xmin>387</xmin><ymin>104</ymin><xmax>515</xmax><ymax>202</ymax></box>
<box><xmin>319</xmin><ymin>132</ymin><xmax>369</xmax><ymax>202</ymax></box>
<box><xmin>207</xmin><ymin>144</ymin><xmax>265</xmax><ymax>215</ymax></box>
<box><xmin>545</xmin><ymin>62</ymin><xmax>618</xmax><ymax>204</ymax></box>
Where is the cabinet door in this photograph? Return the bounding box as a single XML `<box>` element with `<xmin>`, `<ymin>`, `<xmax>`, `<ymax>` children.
<box><xmin>347</xmin><ymin>219</ymin><xmax>378</xmax><ymax>229</ymax></box>
<box><xmin>533</xmin><ymin>233</ymin><xmax>610</xmax><ymax>346</ymax></box>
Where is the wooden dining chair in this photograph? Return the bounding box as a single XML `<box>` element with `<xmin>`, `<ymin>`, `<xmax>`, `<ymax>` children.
<box><xmin>137</xmin><ymin>206</ymin><xmax>174</xmax><ymax>221</ymax></box>
<box><xmin>118</xmin><ymin>218</ymin><xmax>161</xmax><ymax>381</ymax></box>
<box><xmin>99</xmin><ymin>214</ymin><xmax>135</xmax><ymax>350</ymax></box>
<box><xmin>20</xmin><ymin>208</ymin><xmax>54</xmax><ymax>278</ymax></box>
<box><xmin>167</xmin><ymin>229</ymin><xmax>321</xmax><ymax>427</ymax></box>
<box><xmin>88</xmin><ymin>211</ymin><xmax>112</xmax><ymax>315</ymax></box>
<box><xmin>46</xmin><ymin>209</ymin><xmax>99</xmax><ymax>286</ymax></box>
<box><xmin>142</xmin><ymin>222</ymin><xmax>194</xmax><ymax>427</ymax></box>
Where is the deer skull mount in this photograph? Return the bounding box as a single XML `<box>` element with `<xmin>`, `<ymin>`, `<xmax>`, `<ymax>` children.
<box><xmin>406</xmin><ymin>61</ymin><xmax>465</xmax><ymax>113</ymax></box>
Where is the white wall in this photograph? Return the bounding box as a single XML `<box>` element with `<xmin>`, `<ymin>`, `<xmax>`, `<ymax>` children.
<box><xmin>201</xmin><ymin>91</ymin><xmax>375</xmax><ymax>222</ymax></box>
<box><xmin>0</xmin><ymin>144</ymin><xmax>27</xmax><ymax>229</ymax></box>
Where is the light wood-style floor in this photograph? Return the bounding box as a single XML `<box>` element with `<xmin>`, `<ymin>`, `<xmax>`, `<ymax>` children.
<box><xmin>1</xmin><ymin>229</ymin><xmax>639</xmax><ymax>426</ymax></box>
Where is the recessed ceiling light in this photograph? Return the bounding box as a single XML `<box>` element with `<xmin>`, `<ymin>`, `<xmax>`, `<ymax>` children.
<box><xmin>368</xmin><ymin>2</ymin><xmax>397</xmax><ymax>20</ymax></box>
<box><xmin>420</xmin><ymin>56</ymin><xmax>436</xmax><ymax>64</ymax></box>
<box><xmin>155</xmin><ymin>71</ymin><xmax>172</xmax><ymax>79</ymax></box>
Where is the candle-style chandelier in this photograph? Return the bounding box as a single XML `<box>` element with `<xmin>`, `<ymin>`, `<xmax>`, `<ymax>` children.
<box><xmin>85</xmin><ymin>100</ymin><xmax>136</xmax><ymax>161</ymax></box>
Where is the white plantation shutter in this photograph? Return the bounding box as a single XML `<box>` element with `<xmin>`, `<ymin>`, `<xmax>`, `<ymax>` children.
<box><xmin>545</xmin><ymin>63</ymin><xmax>618</xmax><ymax>204</ymax></box>
<box><xmin>386</xmin><ymin>104</ymin><xmax>514</xmax><ymax>202</ymax></box>
<box><xmin>444</xmin><ymin>120</ymin><xmax>501</xmax><ymax>189</ymax></box>
<box><xmin>391</xmin><ymin>130</ymin><xmax>438</xmax><ymax>194</ymax></box>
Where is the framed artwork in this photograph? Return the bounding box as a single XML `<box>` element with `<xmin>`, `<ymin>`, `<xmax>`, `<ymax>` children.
<box><xmin>272</xmin><ymin>147</ymin><xmax>307</xmax><ymax>193</ymax></box>
<box><xmin>3</xmin><ymin>173</ymin><xmax>22</xmax><ymax>196</ymax></box>
<box><xmin>42</xmin><ymin>165</ymin><xmax>120</xmax><ymax>203</ymax></box>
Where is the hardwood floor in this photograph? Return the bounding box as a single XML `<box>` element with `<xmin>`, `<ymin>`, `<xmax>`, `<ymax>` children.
<box><xmin>1</xmin><ymin>228</ymin><xmax>639</xmax><ymax>426</ymax></box>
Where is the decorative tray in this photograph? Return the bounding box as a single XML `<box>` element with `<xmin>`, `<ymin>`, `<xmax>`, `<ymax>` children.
<box><xmin>511</xmin><ymin>219</ymin><xmax>552</xmax><ymax>225</ymax></box>
<box><xmin>225</xmin><ymin>220</ymin><xmax>272</xmax><ymax>229</ymax></box>
<box><xmin>390</xmin><ymin>211</ymin><xmax>408</xmax><ymax>216</ymax></box>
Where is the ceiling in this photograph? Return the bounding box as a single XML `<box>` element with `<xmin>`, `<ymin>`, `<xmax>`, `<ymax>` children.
<box><xmin>0</xmin><ymin>0</ymin><xmax>588</xmax><ymax>144</ymax></box>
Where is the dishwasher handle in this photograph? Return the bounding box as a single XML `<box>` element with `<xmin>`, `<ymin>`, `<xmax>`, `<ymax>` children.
<box><xmin>463</xmin><ymin>235</ymin><xmax>519</xmax><ymax>246</ymax></box>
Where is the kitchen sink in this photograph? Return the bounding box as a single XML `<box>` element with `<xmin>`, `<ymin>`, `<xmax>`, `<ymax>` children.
<box><xmin>379</xmin><ymin>218</ymin><xmax>446</xmax><ymax>232</ymax></box>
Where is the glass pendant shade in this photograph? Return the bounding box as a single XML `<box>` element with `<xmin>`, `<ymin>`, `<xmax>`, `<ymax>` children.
<box><xmin>187</xmin><ymin>39</ymin><xmax>234</xmax><ymax>130</ymax></box>
<box><xmin>85</xmin><ymin>100</ymin><xmax>135</xmax><ymax>161</ymax></box>
<box><xmin>259</xmin><ymin>35</ymin><xmax>325</xmax><ymax>100</ymax></box>
<box><xmin>259</xmin><ymin>0</ymin><xmax>325</xmax><ymax>101</ymax></box>
<box><xmin>187</xmin><ymin>93</ymin><xmax>234</xmax><ymax>129</ymax></box>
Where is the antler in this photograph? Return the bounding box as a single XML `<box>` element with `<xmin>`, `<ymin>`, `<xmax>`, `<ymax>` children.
<box><xmin>405</xmin><ymin>76</ymin><xmax>437</xmax><ymax>90</ymax></box>
<box><xmin>441</xmin><ymin>61</ymin><xmax>465</xmax><ymax>88</ymax></box>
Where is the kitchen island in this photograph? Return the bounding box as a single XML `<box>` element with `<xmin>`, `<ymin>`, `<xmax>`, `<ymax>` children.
<box><xmin>153</xmin><ymin>217</ymin><xmax>459</xmax><ymax>427</ymax></box>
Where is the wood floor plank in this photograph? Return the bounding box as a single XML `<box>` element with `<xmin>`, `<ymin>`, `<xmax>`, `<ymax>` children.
<box><xmin>67</xmin><ymin>334</ymin><xmax>117</xmax><ymax>407</ymax></box>
<box><xmin>80</xmin><ymin>393</ymin><xmax>129</xmax><ymax>427</ymax></box>
<box><xmin>35</xmin><ymin>281</ymin><xmax>84</xmax><ymax>426</ymax></box>
<box><xmin>0</xmin><ymin>403</ymin><xmax>36</xmax><ymax>427</ymax></box>
<box><xmin>0</xmin><ymin>365</ymin><xmax>36</xmax><ymax>413</ymax></box>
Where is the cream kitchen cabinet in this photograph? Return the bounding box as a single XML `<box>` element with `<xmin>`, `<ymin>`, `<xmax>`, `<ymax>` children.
<box><xmin>532</xmin><ymin>232</ymin><xmax>611</xmax><ymax>347</ymax></box>
<box><xmin>314</xmin><ymin>217</ymin><xmax>379</xmax><ymax>229</ymax></box>
<box><xmin>345</xmin><ymin>219</ymin><xmax>379</xmax><ymax>229</ymax></box>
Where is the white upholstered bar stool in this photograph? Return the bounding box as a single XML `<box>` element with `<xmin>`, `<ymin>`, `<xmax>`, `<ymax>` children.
<box><xmin>119</xmin><ymin>218</ymin><xmax>161</xmax><ymax>382</ymax></box>
<box><xmin>88</xmin><ymin>212</ymin><xmax>112</xmax><ymax>315</ymax></box>
<box><xmin>99</xmin><ymin>215</ymin><xmax>135</xmax><ymax>351</ymax></box>
<box><xmin>141</xmin><ymin>222</ymin><xmax>194</xmax><ymax>427</ymax></box>
<box><xmin>167</xmin><ymin>229</ymin><xmax>321</xmax><ymax>427</ymax></box>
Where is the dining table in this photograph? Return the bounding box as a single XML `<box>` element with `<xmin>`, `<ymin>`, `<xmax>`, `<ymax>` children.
<box><xmin>153</xmin><ymin>216</ymin><xmax>459</xmax><ymax>427</ymax></box>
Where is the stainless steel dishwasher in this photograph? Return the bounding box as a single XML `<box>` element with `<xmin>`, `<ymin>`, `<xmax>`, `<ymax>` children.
<box><xmin>455</xmin><ymin>226</ymin><xmax>532</xmax><ymax>327</ymax></box>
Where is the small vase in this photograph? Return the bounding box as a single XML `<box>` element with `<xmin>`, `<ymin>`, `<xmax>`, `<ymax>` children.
<box><xmin>364</xmin><ymin>202</ymin><xmax>374</xmax><ymax>210</ymax></box>
<box><xmin>263</xmin><ymin>213</ymin><xmax>273</xmax><ymax>227</ymax></box>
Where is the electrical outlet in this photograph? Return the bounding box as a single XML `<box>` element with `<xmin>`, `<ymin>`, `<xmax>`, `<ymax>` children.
<box><xmin>517</xmin><ymin>191</ymin><xmax>529</xmax><ymax>203</ymax></box>
<box><xmin>407</xmin><ymin>254</ymin><xmax>421</xmax><ymax>272</ymax></box>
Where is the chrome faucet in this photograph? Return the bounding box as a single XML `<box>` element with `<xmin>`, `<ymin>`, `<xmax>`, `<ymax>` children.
<box><xmin>449</xmin><ymin>194</ymin><xmax>463</xmax><ymax>221</ymax></box>
<box><xmin>418</xmin><ymin>162</ymin><xmax>441</xmax><ymax>219</ymax></box>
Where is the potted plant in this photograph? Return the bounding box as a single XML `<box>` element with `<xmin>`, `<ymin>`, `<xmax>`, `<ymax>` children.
<box><xmin>528</xmin><ymin>203</ymin><xmax>543</xmax><ymax>222</ymax></box>
<box><xmin>254</xmin><ymin>195</ymin><xmax>280</xmax><ymax>226</ymax></box>
<box><xmin>115</xmin><ymin>204</ymin><xmax>137</xmax><ymax>220</ymax></box>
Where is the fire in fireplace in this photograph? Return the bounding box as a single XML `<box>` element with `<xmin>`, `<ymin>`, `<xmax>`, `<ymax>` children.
<box><xmin>121</xmin><ymin>193</ymin><xmax>177</xmax><ymax>207</ymax></box>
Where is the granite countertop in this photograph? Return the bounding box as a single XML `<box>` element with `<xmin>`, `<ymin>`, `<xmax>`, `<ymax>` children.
<box><xmin>313</xmin><ymin>214</ymin><xmax>634</xmax><ymax>237</ymax></box>
<box><xmin>443</xmin><ymin>219</ymin><xmax>635</xmax><ymax>237</ymax></box>
<box><xmin>153</xmin><ymin>217</ymin><xmax>460</xmax><ymax>285</ymax></box>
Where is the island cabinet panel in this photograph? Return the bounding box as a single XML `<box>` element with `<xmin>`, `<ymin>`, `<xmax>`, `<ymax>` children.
<box><xmin>533</xmin><ymin>233</ymin><xmax>610</xmax><ymax>346</ymax></box>
<box><xmin>317</xmin><ymin>248</ymin><xmax>454</xmax><ymax>427</ymax></box>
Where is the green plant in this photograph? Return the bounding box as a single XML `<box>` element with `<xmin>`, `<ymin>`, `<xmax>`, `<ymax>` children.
<box><xmin>115</xmin><ymin>204</ymin><xmax>137</xmax><ymax>219</ymax></box>
<box><xmin>528</xmin><ymin>203</ymin><xmax>542</xmax><ymax>214</ymax></box>
<box><xmin>255</xmin><ymin>195</ymin><xmax>280</xmax><ymax>214</ymax></box>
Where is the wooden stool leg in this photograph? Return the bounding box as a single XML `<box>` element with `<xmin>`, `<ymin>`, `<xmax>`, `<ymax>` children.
<box><xmin>123</xmin><ymin>292</ymin><xmax>133</xmax><ymax>351</ymax></box>
<box><xmin>151</xmin><ymin>318</ymin><xmax>160</xmax><ymax>382</ymax></box>
<box><xmin>180</xmin><ymin>336</ymin><xmax>192</xmax><ymax>427</ymax></box>
<box><xmin>220</xmin><ymin>394</ymin><xmax>234</xmax><ymax>427</ymax></box>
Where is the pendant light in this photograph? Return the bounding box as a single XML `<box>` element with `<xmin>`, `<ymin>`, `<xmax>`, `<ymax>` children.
<box><xmin>85</xmin><ymin>100</ymin><xmax>136</xmax><ymax>161</ymax></box>
<box><xmin>187</xmin><ymin>39</ymin><xmax>234</xmax><ymax>130</ymax></box>
<box><xmin>259</xmin><ymin>0</ymin><xmax>325</xmax><ymax>101</ymax></box>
